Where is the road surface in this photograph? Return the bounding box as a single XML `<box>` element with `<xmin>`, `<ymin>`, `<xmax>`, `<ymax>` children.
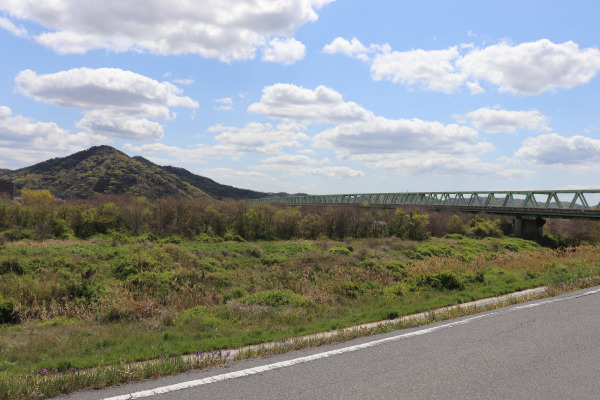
<box><xmin>57</xmin><ymin>285</ymin><xmax>600</xmax><ymax>400</ymax></box>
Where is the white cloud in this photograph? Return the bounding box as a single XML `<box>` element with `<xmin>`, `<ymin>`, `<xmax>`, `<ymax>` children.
<box><xmin>212</xmin><ymin>121</ymin><xmax>309</xmax><ymax>153</ymax></box>
<box><xmin>371</xmin><ymin>46</ymin><xmax>466</xmax><ymax>94</ymax></box>
<box><xmin>0</xmin><ymin>106</ymin><xmax>11</xmax><ymax>118</ymax></box>
<box><xmin>0</xmin><ymin>15</ymin><xmax>27</xmax><ymax>37</ymax></box>
<box><xmin>214</xmin><ymin>97</ymin><xmax>234</xmax><ymax>111</ymax></box>
<box><xmin>328</xmin><ymin>37</ymin><xmax>600</xmax><ymax>95</ymax></box>
<box><xmin>458</xmin><ymin>39</ymin><xmax>600</xmax><ymax>94</ymax></box>
<box><xmin>262</xmin><ymin>154</ymin><xmax>318</xmax><ymax>165</ymax></box>
<box><xmin>0</xmin><ymin>106</ymin><xmax>107</xmax><ymax>168</ymax></box>
<box><xmin>76</xmin><ymin>110</ymin><xmax>164</xmax><ymax>140</ymax></box>
<box><xmin>322</xmin><ymin>37</ymin><xmax>370</xmax><ymax>61</ymax></box>
<box><xmin>352</xmin><ymin>156</ymin><xmax>532</xmax><ymax>179</ymax></box>
<box><xmin>201</xmin><ymin>167</ymin><xmax>274</xmax><ymax>182</ymax></box>
<box><xmin>310</xmin><ymin>166</ymin><xmax>364</xmax><ymax>179</ymax></box>
<box><xmin>122</xmin><ymin>142</ymin><xmax>222</xmax><ymax>164</ymax></box>
<box><xmin>459</xmin><ymin>107</ymin><xmax>551</xmax><ymax>134</ymax></box>
<box><xmin>313</xmin><ymin>116</ymin><xmax>492</xmax><ymax>156</ymax></box>
<box><xmin>262</xmin><ymin>37</ymin><xmax>306</xmax><ymax>65</ymax></box>
<box><xmin>173</xmin><ymin>78</ymin><xmax>195</xmax><ymax>85</ymax></box>
<box><xmin>248</xmin><ymin>83</ymin><xmax>373</xmax><ymax>123</ymax></box>
<box><xmin>255</xmin><ymin>154</ymin><xmax>318</xmax><ymax>172</ymax></box>
<box><xmin>15</xmin><ymin>67</ymin><xmax>197</xmax><ymax>140</ymax></box>
<box><xmin>515</xmin><ymin>133</ymin><xmax>600</xmax><ymax>168</ymax></box>
<box><xmin>0</xmin><ymin>0</ymin><xmax>333</xmax><ymax>62</ymax></box>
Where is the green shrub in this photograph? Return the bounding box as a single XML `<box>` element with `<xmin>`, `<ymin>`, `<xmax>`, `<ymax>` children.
<box><xmin>260</xmin><ymin>254</ymin><xmax>287</xmax><ymax>266</ymax></box>
<box><xmin>382</xmin><ymin>260</ymin><xmax>408</xmax><ymax>278</ymax></box>
<box><xmin>383</xmin><ymin>284</ymin><xmax>404</xmax><ymax>304</ymax></box>
<box><xmin>359</xmin><ymin>259</ymin><xmax>379</xmax><ymax>270</ymax></box>
<box><xmin>161</xmin><ymin>234</ymin><xmax>183</xmax><ymax>244</ymax></box>
<box><xmin>417</xmin><ymin>271</ymin><xmax>464</xmax><ymax>290</ymax></box>
<box><xmin>339</xmin><ymin>281</ymin><xmax>363</xmax><ymax>298</ymax></box>
<box><xmin>329</xmin><ymin>246</ymin><xmax>351</xmax><ymax>255</ymax></box>
<box><xmin>444</xmin><ymin>233</ymin><xmax>465</xmax><ymax>240</ymax></box>
<box><xmin>242</xmin><ymin>289</ymin><xmax>309</xmax><ymax>307</ymax></box>
<box><xmin>0</xmin><ymin>297</ymin><xmax>17</xmax><ymax>324</ymax></box>
<box><xmin>223</xmin><ymin>288</ymin><xmax>249</xmax><ymax>302</ymax></box>
<box><xmin>0</xmin><ymin>257</ymin><xmax>23</xmax><ymax>275</ymax></box>
<box><xmin>446</xmin><ymin>215</ymin><xmax>465</xmax><ymax>235</ymax></box>
<box><xmin>244</xmin><ymin>244</ymin><xmax>264</xmax><ymax>258</ymax></box>
<box><xmin>232</xmin><ymin>235</ymin><xmax>246</xmax><ymax>243</ymax></box>
<box><xmin>467</xmin><ymin>214</ymin><xmax>502</xmax><ymax>239</ymax></box>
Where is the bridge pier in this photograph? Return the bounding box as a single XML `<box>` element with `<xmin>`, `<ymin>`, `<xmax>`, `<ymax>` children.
<box><xmin>513</xmin><ymin>217</ymin><xmax>545</xmax><ymax>241</ymax></box>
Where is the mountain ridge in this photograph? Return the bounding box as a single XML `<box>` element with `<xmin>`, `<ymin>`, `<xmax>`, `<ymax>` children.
<box><xmin>0</xmin><ymin>146</ymin><xmax>273</xmax><ymax>200</ymax></box>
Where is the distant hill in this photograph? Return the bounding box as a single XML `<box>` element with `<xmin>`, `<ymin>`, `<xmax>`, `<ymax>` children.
<box><xmin>158</xmin><ymin>164</ymin><xmax>270</xmax><ymax>200</ymax></box>
<box><xmin>0</xmin><ymin>146</ymin><xmax>275</xmax><ymax>200</ymax></box>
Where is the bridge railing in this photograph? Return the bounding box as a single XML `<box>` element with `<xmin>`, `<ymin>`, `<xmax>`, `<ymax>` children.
<box><xmin>249</xmin><ymin>190</ymin><xmax>600</xmax><ymax>218</ymax></box>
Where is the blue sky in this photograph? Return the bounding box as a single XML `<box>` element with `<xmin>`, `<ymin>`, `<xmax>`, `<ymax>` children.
<box><xmin>2</xmin><ymin>1</ymin><xmax>600</xmax><ymax>195</ymax></box>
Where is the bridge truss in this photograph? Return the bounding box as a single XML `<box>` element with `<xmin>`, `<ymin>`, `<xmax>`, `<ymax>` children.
<box><xmin>249</xmin><ymin>190</ymin><xmax>600</xmax><ymax>219</ymax></box>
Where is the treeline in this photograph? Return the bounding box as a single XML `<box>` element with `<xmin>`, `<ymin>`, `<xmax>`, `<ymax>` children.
<box><xmin>0</xmin><ymin>190</ymin><xmax>598</xmax><ymax>245</ymax></box>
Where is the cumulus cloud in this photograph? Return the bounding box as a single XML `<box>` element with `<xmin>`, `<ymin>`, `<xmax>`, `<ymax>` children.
<box><xmin>248</xmin><ymin>83</ymin><xmax>373</xmax><ymax>123</ymax></box>
<box><xmin>0</xmin><ymin>0</ymin><xmax>333</xmax><ymax>62</ymax></box>
<box><xmin>122</xmin><ymin>142</ymin><xmax>224</xmax><ymax>164</ymax></box>
<box><xmin>459</xmin><ymin>107</ymin><xmax>551</xmax><ymax>134</ymax></box>
<box><xmin>262</xmin><ymin>37</ymin><xmax>306</xmax><ymax>65</ymax></box>
<box><xmin>0</xmin><ymin>15</ymin><xmax>27</xmax><ymax>37</ymax></box>
<box><xmin>327</xmin><ymin>38</ymin><xmax>600</xmax><ymax>95</ymax></box>
<box><xmin>214</xmin><ymin>97</ymin><xmax>234</xmax><ymax>111</ymax></box>
<box><xmin>371</xmin><ymin>46</ymin><xmax>466</xmax><ymax>93</ymax></box>
<box><xmin>514</xmin><ymin>133</ymin><xmax>600</xmax><ymax>168</ymax></box>
<box><xmin>255</xmin><ymin>154</ymin><xmax>318</xmax><ymax>172</ymax></box>
<box><xmin>15</xmin><ymin>67</ymin><xmax>197</xmax><ymax>140</ymax></box>
<box><xmin>351</xmin><ymin>156</ymin><xmax>531</xmax><ymax>179</ymax></box>
<box><xmin>76</xmin><ymin>111</ymin><xmax>164</xmax><ymax>140</ymax></box>
<box><xmin>310</xmin><ymin>166</ymin><xmax>364</xmax><ymax>179</ymax></box>
<box><xmin>458</xmin><ymin>39</ymin><xmax>600</xmax><ymax>94</ymax></box>
<box><xmin>322</xmin><ymin>37</ymin><xmax>371</xmax><ymax>61</ymax></box>
<box><xmin>0</xmin><ymin>106</ymin><xmax>106</xmax><ymax>168</ymax></box>
<box><xmin>313</xmin><ymin>116</ymin><xmax>492</xmax><ymax>156</ymax></box>
<box><xmin>211</xmin><ymin>121</ymin><xmax>309</xmax><ymax>154</ymax></box>
<box><xmin>202</xmin><ymin>167</ymin><xmax>274</xmax><ymax>182</ymax></box>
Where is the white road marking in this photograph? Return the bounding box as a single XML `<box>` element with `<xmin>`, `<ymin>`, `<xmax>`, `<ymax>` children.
<box><xmin>103</xmin><ymin>287</ymin><xmax>600</xmax><ymax>400</ymax></box>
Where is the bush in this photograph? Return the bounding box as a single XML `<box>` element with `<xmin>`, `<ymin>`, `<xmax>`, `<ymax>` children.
<box><xmin>260</xmin><ymin>254</ymin><xmax>288</xmax><ymax>266</ymax></box>
<box><xmin>0</xmin><ymin>257</ymin><xmax>23</xmax><ymax>275</ymax></box>
<box><xmin>161</xmin><ymin>234</ymin><xmax>183</xmax><ymax>244</ymax></box>
<box><xmin>328</xmin><ymin>246</ymin><xmax>351</xmax><ymax>256</ymax></box>
<box><xmin>467</xmin><ymin>215</ymin><xmax>502</xmax><ymax>239</ymax></box>
<box><xmin>244</xmin><ymin>244</ymin><xmax>264</xmax><ymax>258</ymax></box>
<box><xmin>416</xmin><ymin>271</ymin><xmax>464</xmax><ymax>290</ymax></box>
<box><xmin>382</xmin><ymin>260</ymin><xmax>408</xmax><ymax>277</ymax></box>
<box><xmin>339</xmin><ymin>281</ymin><xmax>363</xmax><ymax>298</ymax></box>
<box><xmin>446</xmin><ymin>215</ymin><xmax>465</xmax><ymax>235</ymax></box>
<box><xmin>0</xmin><ymin>297</ymin><xmax>17</xmax><ymax>324</ymax></box>
<box><xmin>383</xmin><ymin>284</ymin><xmax>404</xmax><ymax>303</ymax></box>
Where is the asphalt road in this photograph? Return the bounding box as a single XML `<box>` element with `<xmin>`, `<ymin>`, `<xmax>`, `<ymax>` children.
<box><xmin>57</xmin><ymin>286</ymin><xmax>600</xmax><ymax>400</ymax></box>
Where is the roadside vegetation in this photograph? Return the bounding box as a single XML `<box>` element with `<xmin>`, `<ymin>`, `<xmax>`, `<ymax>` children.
<box><xmin>2</xmin><ymin>191</ymin><xmax>600</xmax><ymax>399</ymax></box>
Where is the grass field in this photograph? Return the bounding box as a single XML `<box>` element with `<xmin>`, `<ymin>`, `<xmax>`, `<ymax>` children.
<box><xmin>1</xmin><ymin>234</ymin><xmax>600</xmax><ymax>399</ymax></box>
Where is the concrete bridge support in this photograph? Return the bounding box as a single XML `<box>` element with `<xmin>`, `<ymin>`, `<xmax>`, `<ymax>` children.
<box><xmin>513</xmin><ymin>217</ymin><xmax>545</xmax><ymax>241</ymax></box>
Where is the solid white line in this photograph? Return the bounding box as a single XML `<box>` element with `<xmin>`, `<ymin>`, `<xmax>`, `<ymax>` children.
<box><xmin>103</xmin><ymin>287</ymin><xmax>600</xmax><ymax>400</ymax></box>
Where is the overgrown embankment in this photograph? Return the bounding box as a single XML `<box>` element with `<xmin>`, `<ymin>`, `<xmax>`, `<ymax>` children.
<box><xmin>2</xmin><ymin>234</ymin><xmax>600</xmax><ymax>399</ymax></box>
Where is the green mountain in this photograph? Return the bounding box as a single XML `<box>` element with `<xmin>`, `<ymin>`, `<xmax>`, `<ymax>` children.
<box><xmin>0</xmin><ymin>146</ymin><xmax>281</xmax><ymax>200</ymax></box>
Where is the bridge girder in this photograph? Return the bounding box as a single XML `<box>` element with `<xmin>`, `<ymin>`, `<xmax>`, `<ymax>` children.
<box><xmin>249</xmin><ymin>190</ymin><xmax>600</xmax><ymax>220</ymax></box>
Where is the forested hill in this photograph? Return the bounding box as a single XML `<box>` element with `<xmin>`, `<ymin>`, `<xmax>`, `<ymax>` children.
<box><xmin>0</xmin><ymin>146</ymin><xmax>272</xmax><ymax>200</ymax></box>
<box><xmin>158</xmin><ymin>165</ymin><xmax>271</xmax><ymax>200</ymax></box>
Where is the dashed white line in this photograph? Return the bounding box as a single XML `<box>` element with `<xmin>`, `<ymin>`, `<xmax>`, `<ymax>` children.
<box><xmin>103</xmin><ymin>287</ymin><xmax>600</xmax><ymax>400</ymax></box>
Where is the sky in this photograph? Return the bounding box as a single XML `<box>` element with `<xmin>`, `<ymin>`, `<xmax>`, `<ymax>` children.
<box><xmin>1</xmin><ymin>1</ymin><xmax>600</xmax><ymax>195</ymax></box>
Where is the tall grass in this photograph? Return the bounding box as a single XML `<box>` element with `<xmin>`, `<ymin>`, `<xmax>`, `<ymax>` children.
<box><xmin>1</xmin><ymin>237</ymin><xmax>600</xmax><ymax>399</ymax></box>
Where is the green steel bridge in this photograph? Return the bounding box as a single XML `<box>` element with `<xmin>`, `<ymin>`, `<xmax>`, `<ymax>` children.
<box><xmin>249</xmin><ymin>190</ymin><xmax>600</xmax><ymax>220</ymax></box>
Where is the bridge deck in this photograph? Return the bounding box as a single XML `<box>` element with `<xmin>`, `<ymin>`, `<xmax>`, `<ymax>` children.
<box><xmin>249</xmin><ymin>190</ymin><xmax>600</xmax><ymax>219</ymax></box>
